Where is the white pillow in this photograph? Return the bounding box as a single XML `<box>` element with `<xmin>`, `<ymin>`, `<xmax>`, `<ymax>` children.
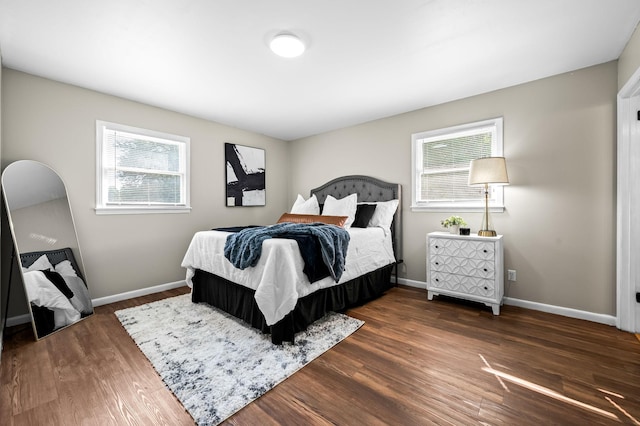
<box><xmin>322</xmin><ymin>194</ymin><xmax>358</xmax><ymax>228</ymax></box>
<box><xmin>291</xmin><ymin>194</ymin><xmax>320</xmax><ymax>215</ymax></box>
<box><xmin>54</xmin><ymin>260</ymin><xmax>78</xmax><ymax>277</ymax></box>
<box><xmin>63</xmin><ymin>275</ymin><xmax>92</xmax><ymax>315</ymax></box>
<box><xmin>368</xmin><ymin>199</ymin><xmax>399</xmax><ymax>230</ymax></box>
<box><xmin>23</xmin><ymin>254</ymin><xmax>54</xmax><ymax>273</ymax></box>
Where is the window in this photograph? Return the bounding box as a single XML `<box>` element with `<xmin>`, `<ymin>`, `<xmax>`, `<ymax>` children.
<box><xmin>96</xmin><ymin>121</ymin><xmax>190</xmax><ymax>214</ymax></box>
<box><xmin>411</xmin><ymin>117</ymin><xmax>504</xmax><ymax>211</ymax></box>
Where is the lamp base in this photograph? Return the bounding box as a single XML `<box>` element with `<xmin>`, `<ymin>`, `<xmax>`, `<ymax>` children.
<box><xmin>477</xmin><ymin>229</ymin><xmax>497</xmax><ymax>237</ymax></box>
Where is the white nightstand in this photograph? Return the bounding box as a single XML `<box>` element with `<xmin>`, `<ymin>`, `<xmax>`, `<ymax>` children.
<box><xmin>426</xmin><ymin>232</ymin><xmax>504</xmax><ymax>315</ymax></box>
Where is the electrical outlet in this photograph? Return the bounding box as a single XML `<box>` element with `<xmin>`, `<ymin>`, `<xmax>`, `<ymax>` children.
<box><xmin>507</xmin><ymin>269</ymin><xmax>517</xmax><ymax>281</ymax></box>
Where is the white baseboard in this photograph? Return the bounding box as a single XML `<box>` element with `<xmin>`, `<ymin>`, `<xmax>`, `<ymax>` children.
<box><xmin>502</xmin><ymin>297</ymin><xmax>617</xmax><ymax>326</ymax></box>
<box><xmin>6</xmin><ymin>313</ymin><xmax>32</xmax><ymax>328</ymax></box>
<box><xmin>6</xmin><ymin>280</ymin><xmax>189</xmax><ymax>327</ymax></box>
<box><xmin>397</xmin><ymin>278</ymin><xmax>617</xmax><ymax>327</ymax></box>
<box><xmin>398</xmin><ymin>277</ymin><xmax>427</xmax><ymax>289</ymax></box>
<box><xmin>92</xmin><ymin>280</ymin><xmax>187</xmax><ymax>307</ymax></box>
<box><xmin>8</xmin><ymin>277</ymin><xmax>617</xmax><ymax>329</ymax></box>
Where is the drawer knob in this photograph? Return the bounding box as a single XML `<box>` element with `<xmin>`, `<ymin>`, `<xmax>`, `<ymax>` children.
<box><xmin>435</xmin><ymin>245</ymin><xmax>439</xmax><ymax>249</ymax></box>
<box><xmin>435</xmin><ymin>262</ymin><xmax>439</xmax><ymax>265</ymax></box>
<box><xmin>483</xmin><ymin>249</ymin><xmax>487</xmax><ymax>253</ymax></box>
<box><xmin>435</xmin><ymin>278</ymin><xmax>439</xmax><ymax>282</ymax></box>
<box><xmin>484</xmin><ymin>286</ymin><xmax>488</xmax><ymax>290</ymax></box>
<box><xmin>483</xmin><ymin>268</ymin><xmax>487</xmax><ymax>272</ymax></box>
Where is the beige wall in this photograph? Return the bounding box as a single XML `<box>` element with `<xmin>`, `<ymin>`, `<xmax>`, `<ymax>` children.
<box><xmin>0</xmin><ymin>60</ymin><xmax>621</xmax><ymax>319</ymax></box>
<box><xmin>618</xmin><ymin>23</ymin><xmax>640</xmax><ymax>90</ymax></box>
<box><xmin>290</xmin><ymin>61</ymin><xmax>618</xmax><ymax>316</ymax></box>
<box><xmin>1</xmin><ymin>69</ymin><xmax>289</xmax><ymax>314</ymax></box>
<box><xmin>0</xmin><ymin>50</ymin><xmax>5</xmax><ymax>348</ymax></box>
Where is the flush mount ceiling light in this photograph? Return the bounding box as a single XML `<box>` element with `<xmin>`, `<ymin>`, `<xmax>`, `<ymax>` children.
<box><xmin>270</xmin><ymin>33</ymin><xmax>305</xmax><ymax>58</ymax></box>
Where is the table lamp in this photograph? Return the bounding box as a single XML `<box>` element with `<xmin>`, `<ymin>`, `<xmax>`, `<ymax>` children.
<box><xmin>468</xmin><ymin>157</ymin><xmax>509</xmax><ymax>237</ymax></box>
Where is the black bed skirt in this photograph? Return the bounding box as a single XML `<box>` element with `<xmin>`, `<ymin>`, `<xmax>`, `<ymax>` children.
<box><xmin>191</xmin><ymin>264</ymin><xmax>394</xmax><ymax>344</ymax></box>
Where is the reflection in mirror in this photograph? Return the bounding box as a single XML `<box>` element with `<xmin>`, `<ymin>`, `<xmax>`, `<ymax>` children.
<box><xmin>1</xmin><ymin>160</ymin><xmax>93</xmax><ymax>339</ymax></box>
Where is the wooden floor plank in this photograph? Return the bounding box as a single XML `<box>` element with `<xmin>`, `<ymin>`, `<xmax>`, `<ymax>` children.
<box><xmin>2</xmin><ymin>285</ymin><xmax>640</xmax><ymax>425</ymax></box>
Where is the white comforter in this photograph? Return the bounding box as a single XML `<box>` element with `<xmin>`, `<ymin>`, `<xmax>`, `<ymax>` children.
<box><xmin>23</xmin><ymin>270</ymin><xmax>82</xmax><ymax>329</ymax></box>
<box><xmin>181</xmin><ymin>227</ymin><xmax>395</xmax><ymax>326</ymax></box>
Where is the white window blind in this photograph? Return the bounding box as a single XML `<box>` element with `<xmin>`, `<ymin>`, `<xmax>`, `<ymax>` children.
<box><xmin>96</xmin><ymin>121</ymin><xmax>190</xmax><ymax>214</ymax></box>
<box><xmin>411</xmin><ymin>118</ymin><xmax>503</xmax><ymax>211</ymax></box>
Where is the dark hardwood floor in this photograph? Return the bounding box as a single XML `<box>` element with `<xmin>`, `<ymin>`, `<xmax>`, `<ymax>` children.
<box><xmin>2</xmin><ymin>285</ymin><xmax>639</xmax><ymax>425</ymax></box>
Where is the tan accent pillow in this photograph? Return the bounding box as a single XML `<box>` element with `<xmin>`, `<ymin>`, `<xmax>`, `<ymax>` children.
<box><xmin>277</xmin><ymin>213</ymin><xmax>348</xmax><ymax>227</ymax></box>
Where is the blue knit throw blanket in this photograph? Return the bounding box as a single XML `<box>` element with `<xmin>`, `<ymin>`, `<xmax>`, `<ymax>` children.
<box><xmin>224</xmin><ymin>222</ymin><xmax>350</xmax><ymax>282</ymax></box>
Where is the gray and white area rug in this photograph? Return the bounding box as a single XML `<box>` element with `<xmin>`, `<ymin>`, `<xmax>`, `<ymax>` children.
<box><xmin>115</xmin><ymin>293</ymin><xmax>364</xmax><ymax>425</ymax></box>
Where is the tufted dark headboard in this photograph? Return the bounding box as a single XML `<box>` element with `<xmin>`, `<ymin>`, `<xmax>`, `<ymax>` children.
<box><xmin>311</xmin><ymin>175</ymin><xmax>402</xmax><ymax>260</ymax></box>
<box><xmin>20</xmin><ymin>247</ymin><xmax>84</xmax><ymax>281</ymax></box>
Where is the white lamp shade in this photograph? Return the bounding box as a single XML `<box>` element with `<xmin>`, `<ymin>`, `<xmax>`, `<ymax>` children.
<box><xmin>468</xmin><ymin>157</ymin><xmax>509</xmax><ymax>186</ymax></box>
<box><xmin>270</xmin><ymin>34</ymin><xmax>305</xmax><ymax>58</ymax></box>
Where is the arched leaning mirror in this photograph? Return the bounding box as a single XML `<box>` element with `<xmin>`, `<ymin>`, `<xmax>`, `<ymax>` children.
<box><xmin>1</xmin><ymin>160</ymin><xmax>93</xmax><ymax>339</ymax></box>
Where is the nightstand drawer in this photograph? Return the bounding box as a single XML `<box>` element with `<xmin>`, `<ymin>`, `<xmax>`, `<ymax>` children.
<box><xmin>430</xmin><ymin>272</ymin><xmax>496</xmax><ymax>298</ymax></box>
<box><xmin>430</xmin><ymin>237</ymin><xmax>495</xmax><ymax>260</ymax></box>
<box><xmin>430</xmin><ymin>255</ymin><xmax>495</xmax><ymax>279</ymax></box>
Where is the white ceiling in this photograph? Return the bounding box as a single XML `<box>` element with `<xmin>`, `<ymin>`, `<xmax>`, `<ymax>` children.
<box><xmin>1</xmin><ymin>0</ymin><xmax>640</xmax><ymax>141</ymax></box>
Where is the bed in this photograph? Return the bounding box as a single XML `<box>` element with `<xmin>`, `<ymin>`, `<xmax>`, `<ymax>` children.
<box><xmin>20</xmin><ymin>247</ymin><xmax>93</xmax><ymax>338</ymax></box>
<box><xmin>182</xmin><ymin>175</ymin><xmax>402</xmax><ymax>344</ymax></box>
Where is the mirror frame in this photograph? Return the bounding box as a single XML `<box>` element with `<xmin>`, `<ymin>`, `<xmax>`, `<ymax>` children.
<box><xmin>1</xmin><ymin>160</ymin><xmax>92</xmax><ymax>340</ymax></box>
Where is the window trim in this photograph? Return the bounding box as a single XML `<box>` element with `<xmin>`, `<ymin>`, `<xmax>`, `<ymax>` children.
<box><xmin>95</xmin><ymin>120</ymin><xmax>191</xmax><ymax>215</ymax></box>
<box><xmin>411</xmin><ymin>117</ymin><xmax>505</xmax><ymax>212</ymax></box>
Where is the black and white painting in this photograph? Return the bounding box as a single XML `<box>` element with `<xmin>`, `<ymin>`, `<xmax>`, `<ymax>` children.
<box><xmin>225</xmin><ymin>143</ymin><xmax>265</xmax><ymax>206</ymax></box>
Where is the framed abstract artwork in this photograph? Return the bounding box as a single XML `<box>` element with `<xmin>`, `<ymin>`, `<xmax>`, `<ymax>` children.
<box><xmin>225</xmin><ymin>143</ymin><xmax>266</xmax><ymax>206</ymax></box>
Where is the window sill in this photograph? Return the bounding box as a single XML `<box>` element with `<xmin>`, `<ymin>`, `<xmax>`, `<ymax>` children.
<box><xmin>95</xmin><ymin>206</ymin><xmax>192</xmax><ymax>215</ymax></box>
<box><xmin>411</xmin><ymin>205</ymin><xmax>505</xmax><ymax>213</ymax></box>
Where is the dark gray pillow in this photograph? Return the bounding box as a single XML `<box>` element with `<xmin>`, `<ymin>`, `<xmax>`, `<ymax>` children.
<box><xmin>352</xmin><ymin>204</ymin><xmax>377</xmax><ymax>228</ymax></box>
